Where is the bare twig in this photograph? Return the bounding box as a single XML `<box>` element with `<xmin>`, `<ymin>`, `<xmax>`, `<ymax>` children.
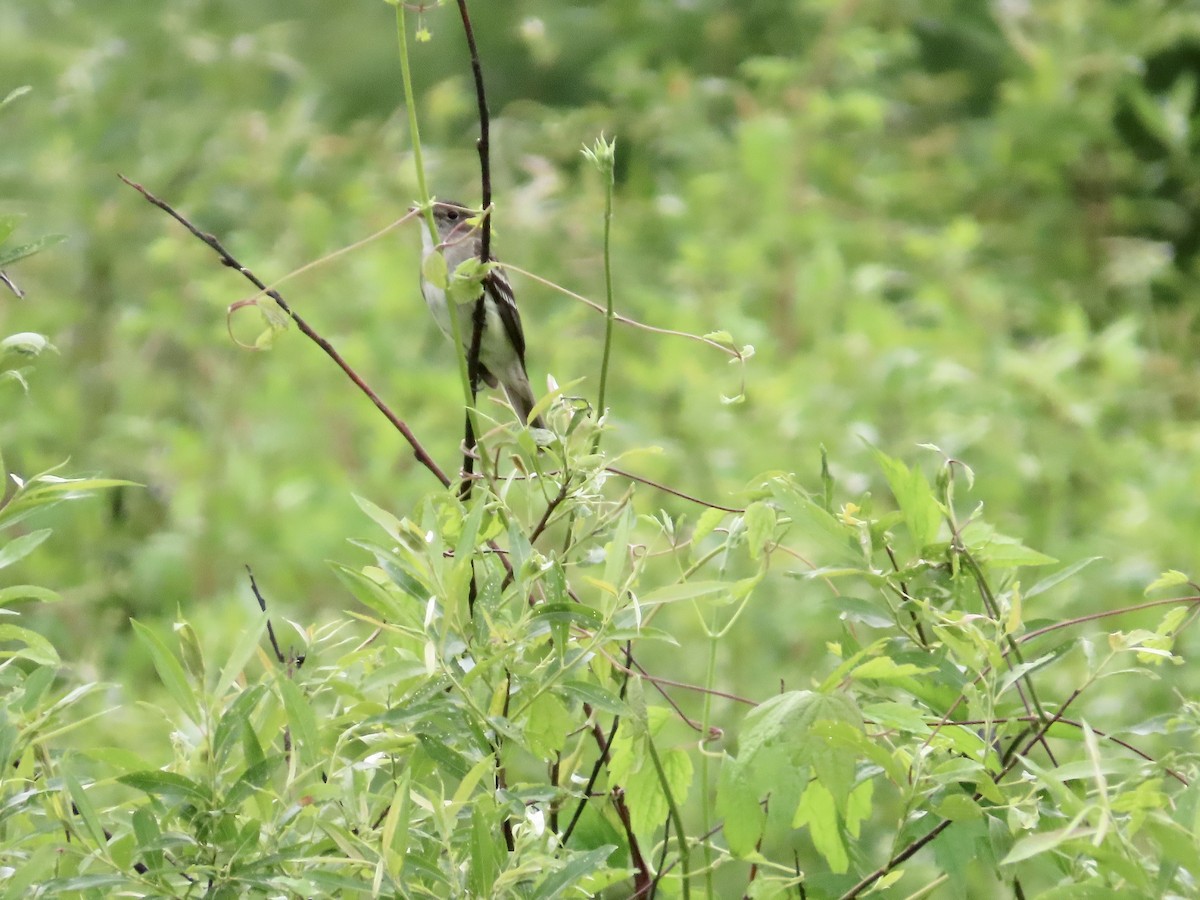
<box><xmin>246</xmin><ymin>565</ymin><xmax>298</xmax><ymax>669</ymax></box>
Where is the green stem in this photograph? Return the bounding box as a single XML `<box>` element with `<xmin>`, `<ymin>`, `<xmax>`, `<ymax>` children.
<box><xmin>646</xmin><ymin>733</ymin><xmax>691</xmax><ymax>898</ymax></box>
<box><xmin>592</xmin><ymin>155</ymin><xmax>616</xmax><ymax>453</ymax></box>
<box><xmin>699</xmin><ymin>634</ymin><xmax>717</xmax><ymax>899</ymax></box>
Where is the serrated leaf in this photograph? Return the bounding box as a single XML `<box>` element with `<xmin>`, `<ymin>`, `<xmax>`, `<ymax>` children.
<box><xmin>716</xmin><ymin>754</ymin><xmax>765</xmax><ymax>857</ymax></box>
<box><xmin>690</xmin><ymin>505</ymin><xmax>727</xmax><ymax>552</ymax></box>
<box><xmin>792</xmin><ymin>780</ymin><xmax>848</xmax><ymax>872</ymax></box>
<box><xmin>1144</xmin><ymin>569</ymin><xmax>1190</xmax><ymax>595</ymax></box>
<box><xmin>848</xmin><ymin>657</ymin><xmax>935</xmax><ymax>681</ymax></box>
<box><xmin>743</xmin><ymin>501</ymin><xmax>776</xmax><ymax>560</ymax></box>
<box><xmin>870</xmin><ymin>447</ymin><xmax>941</xmax><ymax>551</ymax></box>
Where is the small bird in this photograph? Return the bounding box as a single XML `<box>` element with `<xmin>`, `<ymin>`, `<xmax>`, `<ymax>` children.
<box><xmin>417</xmin><ymin>200</ymin><xmax>545</xmax><ymax>429</ymax></box>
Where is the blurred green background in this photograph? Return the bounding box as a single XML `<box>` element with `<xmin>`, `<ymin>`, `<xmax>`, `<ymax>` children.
<box><xmin>3</xmin><ymin>0</ymin><xmax>1200</xmax><ymax>738</ymax></box>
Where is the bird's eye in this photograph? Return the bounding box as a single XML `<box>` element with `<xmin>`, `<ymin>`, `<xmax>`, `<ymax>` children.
<box><xmin>445</xmin><ymin>209</ymin><xmax>460</xmax><ymax>221</ymax></box>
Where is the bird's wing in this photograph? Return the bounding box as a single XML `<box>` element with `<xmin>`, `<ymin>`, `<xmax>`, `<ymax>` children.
<box><xmin>485</xmin><ymin>265</ymin><xmax>528</xmax><ymax>367</ymax></box>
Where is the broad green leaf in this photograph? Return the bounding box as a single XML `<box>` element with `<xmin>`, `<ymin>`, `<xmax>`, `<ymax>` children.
<box><xmin>1144</xmin><ymin>569</ymin><xmax>1190</xmax><ymax>595</ymax></box>
<box><xmin>849</xmin><ymin>657</ymin><xmax>935</xmax><ymax>681</ymax></box>
<box><xmin>690</xmin><ymin>505</ymin><xmax>727</xmax><ymax>553</ymax></box>
<box><xmin>870</xmin><ymin>447</ymin><xmax>941</xmax><ymax>551</ymax></box>
<box><xmin>792</xmin><ymin>780</ymin><xmax>848</xmax><ymax>872</ymax></box>
<box><xmin>743</xmin><ymin>501</ymin><xmax>776</xmax><ymax>559</ymax></box>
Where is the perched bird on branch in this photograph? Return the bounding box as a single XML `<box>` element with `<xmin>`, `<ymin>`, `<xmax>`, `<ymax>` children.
<box><xmin>417</xmin><ymin>200</ymin><xmax>545</xmax><ymax>429</ymax></box>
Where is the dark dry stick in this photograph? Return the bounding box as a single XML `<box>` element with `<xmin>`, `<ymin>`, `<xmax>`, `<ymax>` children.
<box><xmin>118</xmin><ymin>175</ymin><xmax>450</xmax><ymax>488</ymax></box>
<box><xmin>454</xmin><ymin>0</ymin><xmax>492</xmax><ymax>500</ymax></box>
<box><xmin>246</xmin><ymin>565</ymin><xmax>294</xmax><ymax>668</ymax></box>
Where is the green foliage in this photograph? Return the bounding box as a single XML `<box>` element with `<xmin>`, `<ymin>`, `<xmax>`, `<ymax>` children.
<box><xmin>4</xmin><ymin>1</ymin><xmax>1200</xmax><ymax>897</ymax></box>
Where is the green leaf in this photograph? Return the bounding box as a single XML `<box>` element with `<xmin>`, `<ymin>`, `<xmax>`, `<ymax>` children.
<box><xmin>639</xmin><ymin>580</ymin><xmax>729</xmax><ymax>606</ymax></box>
<box><xmin>212</xmin><ymin>685</ymin><xmax>268</xmax><ymax>767</ymax></box>
<box><xmin>119</xmin><ymin>770</ymin><xmax>212</xmax><ymax>805</ymax></box>
<box><xmin>0</xmin><ymin>584</ymin><xmax>60</xmax><ymax>605</ymax></box>
<box><xmin>521</xmin><ymin>692</ymin><xmax>572</xmax><ymax>758</ymax></box>
<box><xmin>743</xmin><ymin>501</ymin><xmax>776</xmax><ymax>559</ymax></box>
<box><xmin>1024</xmin><ymin>556</ymin><xmax>1102</xmax><ymax>599</ymax></box>
<box><xmin>792</xmin><ymin>780</ymin><xmax>848</xmax><ymax>872</ymax></box>
<box><xmin>0</xmin><ymin>214</ymin><xmax>23</xmax><ymax>244</ymax></box>
<box><xmin>277</xmin><ymin>677</ymin><xmax>320</xmax><ymax>769</ymax></box>
<box><xmin>62</xmin><ymin>769</ymin><xmax>107</xmax><ymax>848</ymax></box>
<box><xmin>174</xmin><ymin>620</ymin><xmax>205</xmax><ymax>681</ymax></box>
<box><xmin>870</xmin><ymin>447</ymin><xmax>941</xmax><ymax>551</ymax></box>
<box><xmin>557</xmin><ymin>680</ymin><xmax>627</xmax><ymax>716</ymax></box>
<box><xmin>0</xmin><ymin>332</ymin><xmax>53</xmax><ymax>359</ymax></box>
<box><xmin>716</xmin><ymin>753</ymin><xmax>766</xmax><ymax>857</ymax></box>
<box><xmin>1001</xmin><ymin>821</ymin><xmax>1094</xmax><ymax>865</ymax></box>
<box><xmin>468</xmin><ymin>798</ymin><xmax>499</xmax><ymax>898</ymax></box>
<box><xmin>1144</xmin><ymin>569</ymin><xmax>1191</xmax><ymax>595</ymax></box>
<box><xmin>0</xmin><ymin>529</ymin><xmax>51</xmax><ymax>570</ymax></box>
<box><xmin>0</xmin><ymin>624</ymin><xmax>60</xmax><ymax>665</ymax></box>
<box><xmin>849</xmin><ymin>657</ymin><xmax>935</xmax><ymax>681</ymax></box>
<box><xmin>421</xmin><ymin>249</ymin><xmax>448</xmax><ymax>288</ymax></box>
<box><xmin>213</xmin><ymin>611</ymin><xmax>268</xmax><ymax>699</ymax></box>
<box><xmin>689</xmin><ymin>505</ymin><xmax>728</xmax><ymax>554</ymax></box>
<box><xmin>353</xmin><ymin>494</ymin><xmax>405</xmax><ymax>541</ymax></box>
<box><xmin>0</xmin><ymin>235</ymin><xmax>66</xmax><ymax>268</ymax></box>
<box><xmin>533</xmin><ymin>846</ymin><xmax>616</xmax><ymax>899</ymax></box>
<box><xmin>130</xmin><ymin>620</ymin><xmax>202</xmax><ymax>723</ymax></box>
<box><xmin>603</xmin><ymin>503</ymin><xmax>636</xmax><ymax>591</ymax></box>
<box><xmin>0</xmin><ymin>86</ymin><xmax>30</xmax><ymax>111</ymax></box>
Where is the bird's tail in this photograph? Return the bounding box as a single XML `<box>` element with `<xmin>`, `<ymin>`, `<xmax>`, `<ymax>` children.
<box><xmin>501</xmin><ymin>367</ymin><xmax>545</xmax><ymax>430</ymax></box>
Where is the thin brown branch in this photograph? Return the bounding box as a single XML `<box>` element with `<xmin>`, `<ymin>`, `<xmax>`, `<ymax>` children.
<box><xmin>605</xmin><ymin>466</ymin><xmax>743</xmax><ymax>514</ymax></box>
<box><xmin>1020</xmin><ymin>595</ymin><xmax>1200</xmax><ymax>644</ymax></box>
<box><xmin>118</xmin><ymin>174</ymin><xmax>450</xmax><ymax>488</ymax></box>
<box><xmin>504</xmin><ymin>262</ymin><xmax>745</xmax><ymax>360</ymax></box>
<box><xmin>946</xmin><ymin>715</ymin><xmax>1188</xmax><ymax>786</ymax></box>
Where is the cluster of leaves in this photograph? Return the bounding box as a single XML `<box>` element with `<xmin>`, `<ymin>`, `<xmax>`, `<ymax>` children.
<box><xmin>4</xmin><ymin>3</ymin><xmax>1200</xmax><ymax>898</ymax></box>
<box><xmin>4</xmin><ymin>410</ymin><xmax>1199</xmax><ymax>897</ymax></box>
